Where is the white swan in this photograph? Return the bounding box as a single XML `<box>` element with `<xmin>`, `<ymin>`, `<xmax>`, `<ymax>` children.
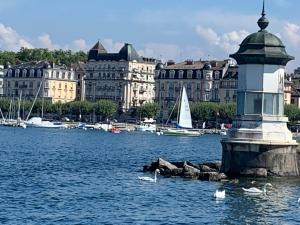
<box><xmin>298</xmin><ymin>198</ymin><xmax>300</xmax><ymax>203</ymax></box>
<box><xmin>242</xmin><ymin>183</ymin><xmax>272</xmax><ymax>194</ymax></box>
<box><xmin>138</xmin><ymin>169</ymin><xmax>160</xmax><ymax>183</ymax></box>
<box><xmin>214</xmin><ymin>190</ymin><xmax>225</xmax><ymax>199</ymax></box>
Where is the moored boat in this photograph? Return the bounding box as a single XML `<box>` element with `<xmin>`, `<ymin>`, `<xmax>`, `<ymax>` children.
<box><xmin>162</xmin><ymin>85</ymin><xmax>202</xmax><ymax>137</ymax></box>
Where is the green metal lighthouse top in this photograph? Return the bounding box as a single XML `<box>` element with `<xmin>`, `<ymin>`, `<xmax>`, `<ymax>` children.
<box><xmin>230</xmin><ymin>0</ymin><xmax>294</xmax><ymax>66</ymax></box>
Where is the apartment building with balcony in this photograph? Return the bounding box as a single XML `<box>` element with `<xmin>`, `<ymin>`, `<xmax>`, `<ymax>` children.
<box><xmin>85</xmin><ymin>41</ymin><xmax>156</xmax><ymax>111</ymax></box>
<box><xmin>155</xmin><ymin>59</ymin><xmax>233</xmax><ymax>120</ymax></box>
<box><xmin>4</xmin><ymin>61</ymin><xmax>76</xmax><ymax>103</ymax></box>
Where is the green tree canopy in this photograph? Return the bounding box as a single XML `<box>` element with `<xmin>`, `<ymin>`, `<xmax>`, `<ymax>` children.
<box><xmin>137</xmin><ymin>102</ymin><xmax>160</xmax><ymax>119</ymax></box>
<box><xmin>0</xmin><ymin>48</ymin><xmax>87</xmax><ymax>66</ymax></box>
<box><xmin>94</xmin><ymin>100</ymin><xmax>117</xmax><ymax>120</ymax></box>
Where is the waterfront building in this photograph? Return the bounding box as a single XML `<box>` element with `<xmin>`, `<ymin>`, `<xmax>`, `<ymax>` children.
<box><xmin>221</xmin><ymin>3</ymin><xmax>299</xmax><ymax>176</ymax></box>
<box><xmin>85</xmin><ymin>41</ymin><xmax>156</xmax><ymax>111</ymax></box>
<box><xmin>71</xmin><ymin>62</ymin><xmax>86</xmax><ymax>101</ymax></box>
<box><xmin>4</xmin><ymin>61</ymin><xmax>76</xmax><ymax>103</ymax></box>
<box><xmin>219</xmin><ymin>66</ymin><xmax>238</xmax><ymax>103</ymax></box>
<box><xmin>0</xmin><ymin>65</ymin><xmax>4</xmax><ymax>97</ymax></box>
<box><xmin>284</xmin><ymin>74</ymin><xmax>292</xmax><ymax>105</ymax></box>
<box><xmin>155</xmin><ymin>59</ymin><xmax>235</xmax><ymax>120</ymax></box>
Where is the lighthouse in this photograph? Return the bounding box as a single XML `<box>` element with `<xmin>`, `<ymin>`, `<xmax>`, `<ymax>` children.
<box><xmin>221</xmin><ymin>2</ymin><xmax>299</xmax><ymax>177</ymax></box>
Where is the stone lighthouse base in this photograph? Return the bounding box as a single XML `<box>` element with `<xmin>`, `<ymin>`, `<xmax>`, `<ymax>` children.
<box><xmin>221</xmin><ymin>140</ymin><xmax>300</xmax><ymax>177</ymax></box>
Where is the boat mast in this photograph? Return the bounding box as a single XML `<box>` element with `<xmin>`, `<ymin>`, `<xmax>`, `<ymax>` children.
<box><xmin>177</xmin><ymin>83</ymin><xmax>183</xmax><ymax>124</ymax></box>
<box><xmin>17</xmin><ymin>89</ymin><xmax>22</xmax><ymax>120</ymax></box>
<box><xmin>0</xmin><ymin>108</ymin><xmax>5</xmax><ymax>122</ymax></box>
<box><xmin>8</xmin><ymin>99</ymin><xmax>12</xmax><ymax>120</ymax></box>
<box><xmin>26</xmin><ymin>81</ymin><xmax>43</xmax><ymax>121</ymax></box>
<box><xmin>165</xmin><ymin>93</ymin><xmax>180</xmax><ymax>126</ymax></box>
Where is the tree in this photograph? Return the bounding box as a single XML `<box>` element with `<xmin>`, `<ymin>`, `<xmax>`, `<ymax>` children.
<box><xmin>94</xmin><ymin>100</ymin><xmax>117</xmax><ymax>120</ymax></box>
<box><xmin>137</xmin><ymin>102</ymin><xmax>160</xmax><ymax>119</ymax></box>
<box><xmin>284</xmin><ymin>104</ymin><xmax>300</xmax><ymax>123</ymax></box>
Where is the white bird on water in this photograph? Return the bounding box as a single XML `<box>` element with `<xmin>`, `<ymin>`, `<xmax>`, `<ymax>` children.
<box><xmin>214</xmin><ymin>190</ymin><xmax>225</xmax><ymax>199</ymax></box>
<box><xmin>138</xmin><ymin>169</ymin><xmax>160</xmax><ymax>183</ymax></box>
<box><xmin>242</xmin><ymin>183</ymin><xmax>273</xmax><ymax>194</ymax></box>
<box><xmin>298</xmin><ymin>198</ymin><xmax>300</xmax><ymax>203</ymax></box>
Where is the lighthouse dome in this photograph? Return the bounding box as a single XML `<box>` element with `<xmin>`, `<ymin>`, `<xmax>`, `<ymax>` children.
<box><xmin>230</xmin><ymin>7</ymin><xmax>294</xmax><ymax>66</ymax></box>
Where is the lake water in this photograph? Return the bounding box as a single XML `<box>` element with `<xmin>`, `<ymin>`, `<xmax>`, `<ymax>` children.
<box><xmin>0</xmin><ymin>127</ymin><xmax>299</xmax><ymax>224</ymax></box>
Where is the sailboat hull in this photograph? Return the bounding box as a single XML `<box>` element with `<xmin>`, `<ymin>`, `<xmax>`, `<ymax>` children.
<box><xmin>161</xmin><ymin>128</ymin><xmax>202</xmax><ymax>137</ymax></box>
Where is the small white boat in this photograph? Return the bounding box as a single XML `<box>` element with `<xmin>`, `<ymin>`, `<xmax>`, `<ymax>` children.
<box><xmin>136</xmin><ymin>123</ymin><xmax>156</xmax><ymax>132</ymax></box>
<box><xmin>162</xmin><ymin>86</ymin><xmax>201</xmax><ymax>137</ymax></box>
<box><xmin>25</xmin><ymin>117</ymin><xmax>66</xmax><ymax>128</ymax></box>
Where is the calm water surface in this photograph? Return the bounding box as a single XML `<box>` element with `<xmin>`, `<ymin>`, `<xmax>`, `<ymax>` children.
<box><xmin>0</xmin><ymin>127</ymin><xmax>299</xmax><ymax>224</ymax></box>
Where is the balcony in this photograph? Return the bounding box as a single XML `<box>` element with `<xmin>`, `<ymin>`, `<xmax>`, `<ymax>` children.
<box><xmin>139</xmin><ymin>87</ymin><xmax>147</xmax><ymax>93</ymax></box>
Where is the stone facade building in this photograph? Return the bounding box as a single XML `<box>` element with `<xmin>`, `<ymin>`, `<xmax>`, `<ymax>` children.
<box><xmin>155</xmin><ymin>59</ymin><xmax>235</xmax><ymax>120</ymax></box>
<box><xmin>85</xmin><ymin>41</ymin><xmax>156</xmax><ymax>111</ymax></box>
<box><xmin>4</xmin><ymin>61</ymin><xmax>76</xmax><ymax>103</ymax></box>
<box><xmin>71</xmin><ymin>62</ymin><xmax>86</xmax><ymax>101</ymax></box>
<box><xmin>0</xmin><ymin>65</ymin><xmax>4</xmax><ymax>97</ymax></box>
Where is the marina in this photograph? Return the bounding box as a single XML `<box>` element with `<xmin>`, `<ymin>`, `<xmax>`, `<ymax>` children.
<box><xmin>0</xmin><ymin>127</ymin><xmax>299</xmax><ymax>224</ymax></box>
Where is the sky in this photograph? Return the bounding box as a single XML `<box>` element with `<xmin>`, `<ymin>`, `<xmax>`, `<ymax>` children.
<box><xmin>0</xmin><ymin>0</ymin><xmax>300</xmax><ymax>71</ymax></box>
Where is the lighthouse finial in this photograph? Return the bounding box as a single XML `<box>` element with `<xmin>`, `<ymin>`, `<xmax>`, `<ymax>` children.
<box><xmin>262</xmin><ymin>0</ymin><xmax>266</xmax><ymax>17</ymax></box>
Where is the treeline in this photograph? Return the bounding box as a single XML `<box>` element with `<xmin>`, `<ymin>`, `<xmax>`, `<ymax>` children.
<box><xmin>0</xmin><ymin>47</ymin><xmax>87</xmax><ymax>66</ymax></box>
<box><xmin>168</xmin><ymin>102</ymin><xmax>236</xmax><ymax>124</ymax></box>
<box><xmin>1</xmin><ymin>97</ymin><xmax>298</xmax><ymax>124</ymax></box>
<box><xmin>0</xmin><ymin>99</ymin><xmax>117</xmax><ymax>121</ymax></box>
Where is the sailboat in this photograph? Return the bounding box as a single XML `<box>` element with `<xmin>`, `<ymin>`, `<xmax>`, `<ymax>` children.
<box><xmin>25</xmin><ymin>81</ymin><xmax>66</xmax><ymax>128</ymax></box>
<box><xmin>1</xmin><ymin>91</ymin><xmax>26</xmax><ymax>128</ymax></box>
<box><xmin>161</xmin><ymin>86</ymin><xmax>202</xmax><ymax>137</ymax></box>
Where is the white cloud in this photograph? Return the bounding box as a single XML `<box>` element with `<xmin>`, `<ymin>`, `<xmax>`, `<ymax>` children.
<box><xmin>102</xmin><ymin>38</ymin><xmax>124</xmax><ymax>52</ymax></box>
<box><xmin>71</xmin><ymin>39</ymin><xmax>88</xmax><ymax>51</ymax></box>
<box><xmin>195</xmin><ymin>26</ymin><xmax>220</xmax><ymax>45</ymax></box>
<box><xmin>0</xmin><ymin>23</ymin><xmax>33</xmax><ymax>51</ymax></box>
<box><xmin>138</xmin><ymin>43</ymin><xmax>204</xmax><ymax>62</ymax></box>
<box><xmin>283</xmin><ymin>23</ymin><xmax>300</xmax><ymax>46</ymax></box>
<box><xmin>37</xmin><ymin>33</ymin><xmax>60</xmax><ymax>50</ymax></box>
<box><xmin>195</xmin><ymin>25</ymin><xmax>249</xmax><ymax>54</ymax></box>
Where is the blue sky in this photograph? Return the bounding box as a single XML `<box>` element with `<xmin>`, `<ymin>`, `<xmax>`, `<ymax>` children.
<box><xmin>0</xmin><ymin>0</ymin><xmax>299</xmax><ymax>71</ymax></box>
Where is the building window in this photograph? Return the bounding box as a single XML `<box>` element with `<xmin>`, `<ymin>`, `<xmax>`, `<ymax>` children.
<box><xmin>169</xmin><ymin>70</ymin><xmax>175</xmax><ymax>79</ymax></box>
<box><xmin>187</xmin><ymin>70</ymin><xmax>193</xmax><ymax>79</ymax></box>
<box><xmin>30</xmin><ymin>69</ymin><xmax>35</xmax><ymax>77</ymax></box>
<box><xmin>215</xmin><ymin>71</ymin><xmax>220</xmax><ymax>79</ymax></box>
<box><xmin>161</xmin><ymin>70</ymin><xmax>166</xmax><ymax>78</ymax></box>
<box><xmin>196</xmin><ymin>70</ymin><xmax>202</xmax><ymax>79</ymax></box>
<box><xmin>37</xmin><ymin>70</ymin><xmax>41</xmax><ymax>78</ymax></box>
<box><xmin>179</xmin><ymin>70</ymin><xmax>184</xmax><ymax>79</ymax></box>
<box><xmin>22</xmin><ymin>69</ymin><xmax>27</xmax><ymax>77</ymax></box>
<box><xmin>15</xmin><ymin>69</ymin><xmax>20</xmax><ymax>77</ymax></box>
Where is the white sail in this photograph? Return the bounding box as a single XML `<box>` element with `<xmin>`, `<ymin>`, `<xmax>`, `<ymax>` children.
<box><xmin>178</xmin><ymin>86</ymin><xmax>193</xmax><ymax>129</ymax></box>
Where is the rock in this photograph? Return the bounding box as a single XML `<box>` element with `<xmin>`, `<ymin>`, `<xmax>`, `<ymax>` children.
<box><xmin>240</xmin><ymin>168</ymin><xmax>267</xmax><ymax>177</ymax></box>
<box><xmin>143</xmin><ymin>165</ymin><xmax>151</xmax><ymax>172</ymax></box>
<box><xmin>186</xmin><ymin>161</ymin><xmax>201</xmax><ymax>170</ymax></box>
<box><xmin>171</xmin><ymin>168</ymin><xmax>183</xmax><ymax>176</ymax></box>
<box><xmin>199</xmin><ymin>164</ymin><xmax>218</xmax><ymax>172</ymax></box>
<box><xmin>158</xmin><ymin>158</ymin><xmax>178</xmax><ymax>170</ymax></box>
<box><xmin>198</xmin><ymin>172</ymin><xmax>227</xmax><ymax>181</ymax></box>
<box><xmin>143</xmin><ymin>161</ymin><xmax>158</xmax><ymax>172</ymax></box>
<box><xmin>182</xmin><ymin>163</ymin><xmax>201</xmax><ymax>178</ymax></box>
<box><xmin>170</xmin><ymin>161</ymin><xmax>185</xmax><ymax>168</ymax></box>
<box><xmin>200</xmin><ymin>161</ymin><xmax>222</xmax><ymax>171</ymax></box>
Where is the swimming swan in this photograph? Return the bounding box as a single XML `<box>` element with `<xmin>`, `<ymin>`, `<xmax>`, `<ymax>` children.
<box><xmin>214</xmin><ymin>190</ymin><xmax>225</xmax><ymax>199</ymax></box>
<box><xmin>138</xmin><ymin>169</ymin><xmax>160</xmax><ymax>183</ymax></box>
<box><xmin>242</xmin><ymin>183</ymin><xmax>273</xmax><ymax>194</ymax></box>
